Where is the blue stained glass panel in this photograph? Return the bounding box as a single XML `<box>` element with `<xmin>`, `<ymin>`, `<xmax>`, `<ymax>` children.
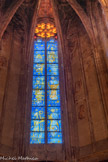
<box><xmin>47</xmin><ymin>107</ymin><xmax>61</xmax><ymax>119</ymax></box>
<box><xmin>47</xmin><ymin>90</ymin><xmax>60</xmax><ymax>106</ymax></box>
<box><xmin>47</xmin><ymin>120</ymin><xmax>61</xmax><ymax>131</ymax></box>
<box><xmin>47</xmin><ymin>76</ymin><xmax>59</xmax><ymax>89</ymax></box>
<box><xmin>31</xmin><ymin>107</ymin><xmax>45</xmax><ymax>119</ymax></box>
<box><xmin>48</xmin><ymin>39</ymin><xmax>55</xmax><ymax>43</ymax></box>
<box><xmin>47</xmin><ymin>51</ymin><xmax>58</xmax><ymax>63</ymax></box>
<box><xmin>47</xmin><ymin>132</ymin><xmax>62</xmax><ymax>144</ymax></box>
<box><xmin>47</xmin><ymin>64</ymin><xmax>59</xmax><ymax>75</ymax></box>
<box><xmin>31</xmin><ymin>120</ymin><xmax>45</xmax><ymax>131</ymax></box>
<box><xmin>48</xmin><ymin>132</ymin><xmax>62</xmax><ymax>138</ymax></box>
<box><xmin>47</xmin><ymin>42</ymin><xmax>58</xmax><ymax>50</ymax></box>
<box><xmin>48</xmin><ymin>138</ymin><xmax>62</xmax><ymax>144</ymax></box>
<box><xmin>30</xmin><ymin>137</ymin><xmax>45</xmax><ymax>144</ymax></box>
<box><xmin>37</xmin><ymin>39</ymin><xmax>43</xmax><ymax>43</ymax></box>
<box><xmin>30</xmin><ymin>132</ymin><xmax>45</xmax><ymax>144</ymax></box>
<box><xmin>33</xmin><ymin>64</ymin><xmax>45</xmax><ymax>75</ymax></box>
<box><xmin>32</xmin><ymin>90</ymin><xmax>45</xmax><ymax>106</ymax></box>
<box><xmin>30</xmin><ymin>37</ymin><xmax>62</xmax><ymax>144</ymax></box>
<box><xmin>33</xmin><ymin>76</ymin><xmax>45</xmax><ymax>89</ymax></box>
<box><xmin>34</xmin><ymin>42</ymin><xmax>45</xmax><ymax>50</ymax></box>
<box><xmin>34</xmin><ymin>51</ymin><xmax>45</xmax><ymax>63</ymax></box>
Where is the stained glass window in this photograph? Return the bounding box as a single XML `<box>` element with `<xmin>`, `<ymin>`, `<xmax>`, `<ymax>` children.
<box><xmin>30</xmin><ymin>23</ymin><xmax>62</xmax><ymax>144</ymax></box>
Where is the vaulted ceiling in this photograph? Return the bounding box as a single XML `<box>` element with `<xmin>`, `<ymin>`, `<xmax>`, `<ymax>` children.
<box><xmin>0</xmin><ymin>0</ymin><xmax>104</xmax><ymax>40</ymax></box>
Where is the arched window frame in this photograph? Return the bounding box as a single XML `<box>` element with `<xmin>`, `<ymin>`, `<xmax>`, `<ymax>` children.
<box><xmin>24</xmin><ymin>18</ymin><xmax>70</xmax><ymax>161</ymax></box>
<box><xmin>29</xmin><ymin>22</ymin><xmax>63</xmax><ymax>144</ymax></box>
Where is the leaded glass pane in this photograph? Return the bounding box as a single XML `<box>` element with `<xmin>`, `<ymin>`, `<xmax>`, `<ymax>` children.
<box><xmin>31</xmin><ymin>120</ymin><xmax>45</xmax><ymax>131</ymax></box>
<box><xmin>33</xmin><ymin>64</ymin><xmax>45</xmax><ymax>75</ymax></box>
<box><xmin>34</xmin><ymin>51</ymin><xmax>45</xmax><ymax>63</ymax></box>
<box><xmin>47</xmin><ymin>107</ymin><xmax>61</xmax><ymax>119</ymax></box>
<box><xmin>30</xmin><ymin>132</ymin><xmax>45</xmax><ymax>144</ymax></box>
<box><xmin>34</xmin><ymin>41</ymin><xmax>45</xmax><ymax>50</ymax></box>
<box><xmin>48</xmin><ymin>138</ymin><xmax>62</xmax><ymax>144</ymax></box>
<box><xmin>47</xmin><ymin>132</ymin><xmax>62</xmax><ymax>143</ymax></box>
<box><xmin>48</xmin><ymin>39</ymin><xmax>55</xmax><ymax>43</ymax></box>
<box><xmin>48</xmin><ymin>132</ymin><xmax>62</xmax><ymax>138</ymax></box>
<box><xmin>30</xmin><ymin>138</ymin><xmax>45</xmax><ymax>144</ymax></box>
<box><xmin>33</xmin><ymin>76</ymin><xmax>45</xmax><ymax>89</ymax></box>
<box><xmin>47</xmin><ymin>120</ymin><xmax>61</xmax><ymax>131</ymax></box>
<box><xmin>37</xmin><ymin>39</ymin><xmax>43</xmax><ymax>43</ymax></box>
<box><xmin>47</xmin><ymin>42</ymin><xmax>57</xmax><ymax>50</ymax></box>
<box><xmin>47</xmin><ymin>76</ymin><xmax>59</xmax><ymax>89</ymax></box>
<box><xmin>47</xmin><ymin>51</ymin><xmax>58</xmax><ymax>63</ymax></box>
<box><xmin>47</xmin><ymin>90</ymin><xmax>61</xmax><ymax>106</ymax></box>
<box><xmin>32</xmin><ymin>90</ymin><xmax>45</xmax><ymax>106</ymax></box>
<box><xmin>47</xmin><ymin>64</ymin><xmax>59</xmax><ymax>75</ymax></box>
<box><xmin>31</xmin><ymin>107</ymin><xmax>45</xmax><ymax>119</ymax></box>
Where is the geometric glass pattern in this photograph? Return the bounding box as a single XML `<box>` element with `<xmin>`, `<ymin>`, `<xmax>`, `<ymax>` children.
<box><xmin>30</xmin><ymin>24</ymin><xmax>62</xmax><ymax>144</ymax></box>
<box><xmin>35</xmin><ymin>23</ymin><xmax>57</xmax><ymax>38</ymax></box>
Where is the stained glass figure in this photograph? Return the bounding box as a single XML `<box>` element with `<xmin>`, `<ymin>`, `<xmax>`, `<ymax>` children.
<box><xmin>47</xmin><ymin>76</ymin><xmax>59</xmax><ymax>89</ymax></box>
<box><xmin>47</xmin><ymin>51</ymin><xmax>58</xmax><ymax>63</ymax></box>
<box><xmin>47</xmin><ymin>107</ymin><xmax>61</xmax><ymax>119</ymax></box>
<box><xmin>47</xmin><ymin>64</ymin><xmax>59</xmax><ymax>75</ymax></box>
<box><xmin>31</xmin><ymin>120</ymin><xmax>45</xmax><ymax>131</ymax></box>
<box><xmin>47</xmin><ymin>42</ymin><xmax>58</xmax><ymax>50</ymax></box>
<box><xmin>47</xmin><ymin>120</ymin><xmax>62</xmax><ymax>131</ymax></box>
<box><xmin>33</xmin><ymin>64</ymin><xmax>45</xmax><ymax>75</ymax></box>
<box><xmin>33</xmin><ymin>76</ymin><xmax>45</xmax><ymax>89</ymax></box>
<box><xmin>47</xmin><ymin>90</ymin><xmax>61</xmax><ymax>106</ymax></box>
<box><xmin>30</xmin><ymin>23</ymin><xmax>62</xmax><ymax>144</ymax></box>
<box><xmin>31</xmin><ymin>107</ymin><xmax>45</xmax><ymax>119</ymax></box>
<box><xmin>34</xmin><ymin>51</ymin><xmax>45</xmax><ymax>63</ymax></box>
<box><xmin>32</xmin><ymin>90</ymin><xmax>45</xmax><ymax>106</ymax></box>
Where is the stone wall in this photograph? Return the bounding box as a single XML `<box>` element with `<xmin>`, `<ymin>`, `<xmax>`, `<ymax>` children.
<box><xmin>56</xmin><ymin>0</ymin><xmax>108</xmax><ymax>161</ymax></box>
